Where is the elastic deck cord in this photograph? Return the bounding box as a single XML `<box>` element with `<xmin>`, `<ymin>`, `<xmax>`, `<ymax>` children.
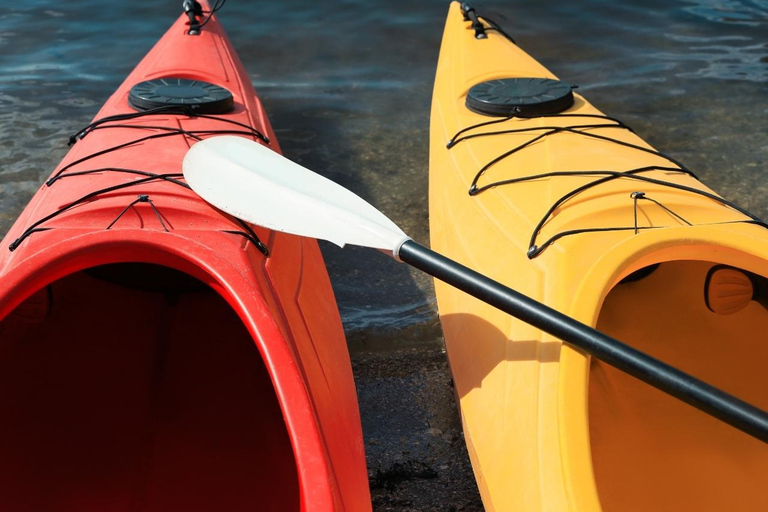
<box><xmin>11</xmin><ymin>108</ymin><xmax>270</xmax><ymax>255</ymax></box>
<box><xmin>446</xmin><ymin>7</ymin><xmax>765</xmax><ymax>258</ymax></box>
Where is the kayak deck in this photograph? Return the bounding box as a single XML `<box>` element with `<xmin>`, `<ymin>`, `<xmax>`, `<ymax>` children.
<box><xmin>0</xmin><ymin>265</ymin><xmax>298</xmax><ymax>511</ymax></box>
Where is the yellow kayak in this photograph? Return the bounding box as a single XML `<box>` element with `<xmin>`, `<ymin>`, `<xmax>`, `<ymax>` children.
<box><xmin>429</xmin><ymin>3</ymin><xmax>768</xmax><ymax>511</ymax></box>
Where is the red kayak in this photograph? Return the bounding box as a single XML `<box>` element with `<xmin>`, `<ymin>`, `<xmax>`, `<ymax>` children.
<box><xmin>0</xmin><ymin>2</ymin><xmax>370</xmax><ymax>511</ymax></box>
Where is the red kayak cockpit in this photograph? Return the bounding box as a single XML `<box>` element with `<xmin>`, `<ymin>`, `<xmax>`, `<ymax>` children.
<box><xmin>0</xmin><ymin>263</ymin><xmax>300</xmax><ymax>511</ymax></box>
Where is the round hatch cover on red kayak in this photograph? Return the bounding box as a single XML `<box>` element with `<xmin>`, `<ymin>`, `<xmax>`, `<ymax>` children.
<box><xmin>466</xmin><ymin>77</ymin><xmax>574</xmax><ymax>116</ymax></box>
<box><xmin>129</xmin><ymin>77</ymin><xmax>234</xmax><ymax>113</ymax></box>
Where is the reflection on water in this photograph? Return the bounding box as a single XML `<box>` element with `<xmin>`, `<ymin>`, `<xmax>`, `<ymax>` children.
<box><xmin>654</xmin><ymin>39</ymin><xmax>767</xmax><ymax>81</ymax></box>
<box><xmin>1</xmin><ymin>0</ymin><xmax>766</xmax><ymax>334</ymax></box>
<box><xmin>675</xmin><ymin>0</ymin><xmax>767</xmax><ymax>80</ymax></box>
<box><xmin>682</xmin><ymin>0</ymin><xmax>768</xmax><ymax>26</ymax></box>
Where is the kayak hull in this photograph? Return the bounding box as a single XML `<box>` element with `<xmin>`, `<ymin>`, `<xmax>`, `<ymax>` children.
<box><xmin>0</xmin><ymin>5</ymin><xmax>370</xmax><ymax>511</ymax></box>
<box><xmin>430</xmin><ymin>3</ymin><xmax>768</xmax><ymax>511</ymax></box>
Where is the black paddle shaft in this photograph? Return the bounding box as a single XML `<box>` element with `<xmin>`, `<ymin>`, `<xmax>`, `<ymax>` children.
<box><xmin>398</xmin><ymin>240</ymin><xmax>768</xmax><ymax>443</ymax></box>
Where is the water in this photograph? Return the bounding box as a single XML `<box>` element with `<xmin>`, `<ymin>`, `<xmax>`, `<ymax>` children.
<box><xmin>2</xmin><ymin>0</ymin><xmax>765</xmax><ymax>336</ymax></box>
<box><xmin>1</xmin><ymin>0</ymin><xmax>766</xmax><ymax>509</ymax></box>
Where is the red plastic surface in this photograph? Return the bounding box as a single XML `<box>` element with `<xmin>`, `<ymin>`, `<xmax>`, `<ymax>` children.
<box><xmin>0</xmin><ymin>4</ymin><xmax>370</xmax><ymax>511</ymax></box>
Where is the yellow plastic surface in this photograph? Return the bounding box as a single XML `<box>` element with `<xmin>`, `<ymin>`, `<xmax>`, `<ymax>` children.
<box><xmin>429</xmin><ymin>3</ymin><xmax>768</xmax><ymax>511</ymax></box>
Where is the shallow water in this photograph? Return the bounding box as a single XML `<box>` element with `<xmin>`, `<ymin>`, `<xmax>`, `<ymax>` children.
<box><xmin>2</xmin><ymin>0</ymin><xmax>765</xmax><ymax>336</ymax></box>
<box><xmin>1</xmin><ymin>0</ymin><xmax>766</xmax><ymax>508</ymax></box>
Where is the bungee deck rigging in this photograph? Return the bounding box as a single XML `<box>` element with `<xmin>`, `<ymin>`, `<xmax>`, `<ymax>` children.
<box><xmin>10</xmin><ymin>106</ymin><xmax>270</xmax><ymax>254</ymax></box>
<box><xmin>446</xmin><ymin>104</ymin><xmax>768</xmax><ymax>258</ymax></box>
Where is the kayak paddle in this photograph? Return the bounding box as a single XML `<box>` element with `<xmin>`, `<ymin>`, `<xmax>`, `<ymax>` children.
<box><xmin>183</xmin><ymin>135</ymin><xmax>768</xmax><ymax>444</ymax></box>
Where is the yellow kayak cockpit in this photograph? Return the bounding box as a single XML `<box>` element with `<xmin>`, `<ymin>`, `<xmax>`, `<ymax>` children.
<box><xmin>592</xmin><ymin>258</ymin><xmax>768</xmax><ymax>511</ymax></box>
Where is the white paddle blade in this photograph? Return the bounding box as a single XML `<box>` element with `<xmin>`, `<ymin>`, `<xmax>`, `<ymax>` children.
<box><xmin>183</xmin><ymin>136</ymin><xmax>410</xmax><ymax>256</ymax></box>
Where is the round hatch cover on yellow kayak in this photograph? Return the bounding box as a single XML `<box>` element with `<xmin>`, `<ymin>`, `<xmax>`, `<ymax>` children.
<box><xmin>466</xmin><ymin>77</ymin><xmax>574</xmax><ymax>116</ymax></box>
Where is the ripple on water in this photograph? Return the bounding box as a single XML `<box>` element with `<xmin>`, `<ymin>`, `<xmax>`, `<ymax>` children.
<box><xmin>682</xmin><ymin>0</ymin><xmax>768</xmax><ymax>27</ymax></box>
<box><xmin>656</xmin><ymin>33</ymin><xmax>768</xmax><ymax>81</ymax></box>
<box><xmin>56</xmin><ymin>97</ymin><xmax>99</xmax><ymax>108</ymax></box>
<box><xmin>341</xmin><ymin>299</ymin><xmax>437</xmax><ymax>333</ymax></box>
